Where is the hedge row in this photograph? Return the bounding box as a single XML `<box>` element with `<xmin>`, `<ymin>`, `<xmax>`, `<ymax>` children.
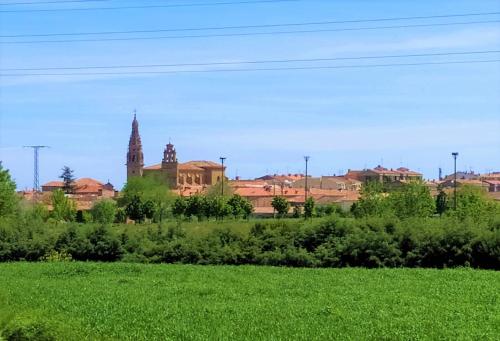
<box><xmin>0</xmin><ymin>217</ymin><xmax>499</xmax><ymax>269</ymax></box>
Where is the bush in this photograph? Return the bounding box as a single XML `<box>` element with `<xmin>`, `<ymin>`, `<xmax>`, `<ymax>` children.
<box><xmin>272</xmin><ymin>196</ymin><xmax>290</xmax><ymax>218</ymax></box>
<box><xmin>86</xmin><ymin>225</ymin><xmax>123</xmax><ymax>261</ymax></box>
<box><xmin>0</xmin><ymin>165</ymin><xmax>19</xmax><ymax>218</ymax></box>
<box><xmin>90</xmin><ymin>200</ymin><xmax>117</xmax><ymax>225</ymax></box>
<box><xmin>0</xmin><ymin>214</ymin><xmax>498</xmax><ymax>269</ymax></box>
<box><xmin>41</xmin><ymin>250</ymin><xmax>73</xmax><ymax>262</ymax></box>
<box><xmin>50</xmin><ymin>190</ymin><xmax>76</xmax><ymax>222</ymax></box>
<box><xmin>2</xmin><ymin>316</ymin><xmax>56</xmax><ymax>341</ymax></box>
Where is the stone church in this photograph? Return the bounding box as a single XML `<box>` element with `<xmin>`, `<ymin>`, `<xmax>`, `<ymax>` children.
<box><xmin>126</xmin><ymin>114</ymin><xmax>225</xmax><ymax>188</ymax></box>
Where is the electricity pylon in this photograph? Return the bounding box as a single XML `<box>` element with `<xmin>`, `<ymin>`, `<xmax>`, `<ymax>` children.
<box><xmin>24</xmin><ymin>145</ymin><xmax>49</xmax><ymax>192</ymax></box>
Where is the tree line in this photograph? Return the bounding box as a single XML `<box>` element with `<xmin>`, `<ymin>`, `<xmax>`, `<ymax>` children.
<box><xmin>1</xmin><ymin>164</ymin><xmax>499</xmax><ymax>269</ymax></box>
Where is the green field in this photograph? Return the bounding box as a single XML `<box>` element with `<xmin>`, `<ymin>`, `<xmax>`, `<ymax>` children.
<box><xmin>0</xmin><ymin>263</ymin><xmax>499</xmax><ymax>340</ymax></box>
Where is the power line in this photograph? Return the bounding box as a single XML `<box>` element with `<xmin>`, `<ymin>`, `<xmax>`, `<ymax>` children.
<box><xmin>2</xmin><ymin>59</ymin><xmax>499</xmax><ymax>77</ymax></box>
<box><xmin>0</xmin><ymin>0</ymin><xmax>299</xmax><ymax>12</ymax></box>
<box><xmin>0</xmin><ymin>0</ymin><xmax>212</xmax><ymax>3</ymax></box>
<box><xmin>3</xmin><ymin>20</ymin><xmax>499</xmax><ymax>44</ymax></box>
<box><xmin>0</xmin><ymin>0</ymin><xmax>108</xmax><ymax>5</ymax></box>
<box><xmin>3</xmin><ymin>50</ymin><xmax>499</xmax><ymax>71</ymax></box>
<box><xmin>1</xmin><ymin>11</ymin><xmax>499</xmax><ymax>38</ymax></box>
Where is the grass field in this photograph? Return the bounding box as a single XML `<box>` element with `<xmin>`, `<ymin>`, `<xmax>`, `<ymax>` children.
<box><xmin>0</xmin><ymin>263</ymin><xmax>499</xmax><ymax>340</ymax></box>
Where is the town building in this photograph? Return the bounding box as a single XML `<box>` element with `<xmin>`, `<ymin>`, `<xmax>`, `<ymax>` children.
<box><xmin>41</xmin><ymin>178</ymin><xmax>116</xmax><ymax>198</ymax></box>
<box><xmin>38</xmin><ymin>178</ymin><xmax>117</xmax><ymax>211</ymax></box>
<box><xmin>345</xmin><ymin>166</ymin><xmax>423</xmax><ymax>184</ymax></box>
<box><xmin>484</xmin><ymin>180</ymin><xmax>500</xmax><ymax>193</ymax></box>
<box><xmin>291</xmin><ymin>176</ymin><xmax>362</xmax><ymax>192</ymax></box>
<box><xmin>126</xmin><ymin>114</ymin><xmax>225</xmax><ymax>189</ymax></box>
<box><xmin>231</xmin><ymin>177</ymin><xmax>360</xmax><ymax>216</ymax></box>
<box><xmin>443</xmin><ymin>171</ymin><xmax>480</xmax><ymax>181</ymax></box>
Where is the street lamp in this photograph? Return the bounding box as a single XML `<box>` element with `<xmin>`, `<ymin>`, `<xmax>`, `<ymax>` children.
<box><xmin>304</xmin><ymin>156</ymin><xmax>310</xmax><ymax>202</ymax></box>
<box><xmin>220</xmin><ymin>157</ymin><xmax>226</xmax><ymax>196</ymax></box>
<box><xmin>452</xmin><ymin>152</ymin><xmax>459</xmax><ymax>210</ymax></box>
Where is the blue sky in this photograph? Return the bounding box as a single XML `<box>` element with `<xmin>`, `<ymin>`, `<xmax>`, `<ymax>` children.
<box><xmin>1</xmin><ymin>0</ymin><xmax>499</xmax><ymax>190</ymax></box>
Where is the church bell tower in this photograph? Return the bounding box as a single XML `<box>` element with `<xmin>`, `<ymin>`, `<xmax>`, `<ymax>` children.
<box><xmin>162</xmin><ymin>142</ymin><xmax>179</xmax><ymax>188</ymax></box>
<box><xmin>127</xmin><ymin>113</ymin><xmax>144</xmax><ymax>180</ymax></box>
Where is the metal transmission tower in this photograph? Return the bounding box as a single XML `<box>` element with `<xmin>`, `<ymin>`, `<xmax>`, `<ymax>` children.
<box><xmin>24</xmin><ymin>145</ymin><xmax>49</xmax><ymax>192</ymax></box>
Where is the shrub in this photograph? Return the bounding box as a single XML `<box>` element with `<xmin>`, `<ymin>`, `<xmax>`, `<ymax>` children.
<box><xmin>272</xmin><ymin>196</ymin><xmax>290</xmax><ymax>218</ymax></box>
<box><xmin>0</xmin><ymin>165</ymin><xmax>19</xmax><ymax>218</ymax></box>
<box><xmin>40</xmin><ymin>250</ymin><xmax>73</xmax><ymax>262</ymax></box>
<box><xmin>86</xmin><ymin>225</ymin><xmax>123</xmax><ymax>261</ymax></box>
<box><xmin>90</xmin><ymin>200</ymin><xmax>117</xmax><ymax>225</ymax></box>
<box><xmin>50</xmin><ymin>190</ymin><xmax>76</xmax><ymax>222</ymax></box>
<box><xmin>2</xmin><ymin>316</ymin><xmax>56</xmax><ymax>341</ymax></box>
<box><xmin>304</xmin><ymin>197</ymin><xmax>315</xmax><ymax>218</ymax></box>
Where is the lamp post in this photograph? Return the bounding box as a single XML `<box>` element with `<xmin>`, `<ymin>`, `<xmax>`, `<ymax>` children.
<box><xmin>304</xmin><ymin>156</ymin><xmax>310</xmax><ymax>202</ymax></box>
<box><xmin>452</xmin><ymin>152</ymin><xmax>459</xmax><ymax>210</ymax></box>
<box><xmin>220</xmin><ymin>157</ymin><xmax>226</xmax><ymax>196</ymax></box>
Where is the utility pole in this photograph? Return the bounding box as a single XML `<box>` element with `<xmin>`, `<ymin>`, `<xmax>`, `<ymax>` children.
<box><xmin>452</xmin><ymin>152</ymin><xmax>459</xmax><ymax>210</ymax></box>
<box><xmin>304</xmin><ymin>156</ymin><xmax>310</xmax><ymax>202</ymax></box>
<box><xmin>220</xmin><ymin>157</ymin><xmax>226</xmax><ymax>196</ymax></box>
<box><xmin>24</xmin><ymin>145</ymin><xmax>49</xmax><ymax>192</ymax></box>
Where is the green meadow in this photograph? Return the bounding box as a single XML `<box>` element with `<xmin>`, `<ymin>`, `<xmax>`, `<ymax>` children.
<box><xmin>1</xmin><ymin>263</ymin><xmax>499</xmax><ymax>340</ymax></box>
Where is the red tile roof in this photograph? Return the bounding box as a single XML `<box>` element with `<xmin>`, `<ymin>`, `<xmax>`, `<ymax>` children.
<box><xmin>178</xmin><ymin>163</ymin><xmax>205</xmax><ymax>171</ymax></box>
<box><xmin>231</xmin><ymin>180</ymin><xmax>269</xmax><ymax>188</ymax></box>
<box><xmin>43</xmin><ymin>181</ymin><xmax>64</xmax><ymax>187</ymax></box>
<box><xmin>144</xmin><ymin>164</ymin><xmax>161</xmax><ymax>170</ymax></box>
<box><xmin>256</xmin><ymin>174</ymin><xmax>305</xmax><ymax>182</ymax></box>
<box><xmin>183</xmin><ymin>161</ymin><xmax>224</xmax><ymax>169</ymax></box>
<box><xmin>371</xmin><ymin>166</ymin><xmax>421</xmax><ymax>175</ymax></box>
<box><xmin>144</xmin><ymin>161</ymin><xmax>224</xmax><ymax>171</ymax></box>
<box><xmin>484</xmin><ymin>180</ymin><xmax>500</xmax><ymax>185</ymax></box>
<box><xmin>42</xmin><ymin>178</ymin><xmax>110</xmax><ymax>195</ymax></box>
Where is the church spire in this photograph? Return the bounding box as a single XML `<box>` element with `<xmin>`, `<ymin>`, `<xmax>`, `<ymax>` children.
<box><xmin>127</xmin><ymin>112</ymin><xmax>144</xmax><ymax>180</ymax></box>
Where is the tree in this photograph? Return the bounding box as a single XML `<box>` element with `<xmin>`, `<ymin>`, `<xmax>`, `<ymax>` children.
<box><xmin>389</xmin><ymin>181</ymin><xmax>435</xmax><ymax>219</ymax></box>
<box><xmin>121</xmin><ymin>176</ymin><xmax>174</xmax><ymax>223</ymax></box>
<box><xmin>142</xmin><ymin>200</ymin><xmax>156</xmax><ymax>221</ymax></box>
<box><xmin>51</xmin><ymin>189</ymin><xmax>76</xmax><ymax>222</ymax></box>
<box><xmin>59</xmin><ymin>166</ymin><xmax>75</xmax><ymax>194</ymax></box>
<box><xmin>206</xmin><ymin>180</ymin><xmax>233</xmax><ymax>198</ymax></box>
<box><xmin>27</xmin><ymin>203</ymin><xmax>50</xmax><ymax>222</ymax></box>
<box><xmin>272</xmin><ymin>196</ymin><xmax>290</xmax><ymax>218</ymax></box>
<box><xmin>450</xmin><ymin>185</ymin><xmax>498</xmax><ymax>220</ymax></box>
<box><xmin>185</xmin><ymin>195</ymin><xmax>205</xmax><ymax>221</ymax></box>
<box><xmin>172</xmin><ymin>196</ymin><xmax>187</xmax><ymax>218</ymax></box>
<box><xmin>351</xmin><ymin>181</ymin><xmax>391</xmax><ymax>218</ymax></box>
<box><xmin>91</xmin><ymin>199</ymin><xmax>117</xmax><ymax>225</ymax></box>
<box><xmin>304</xmin><ymin>197</ymin><xmax>315</xmax><ymax>219</ymax></box>
<box><xmin>317</xmin><ymin>204</ymin><xmax>343</xmax><ymax>217</ymax></box>
<box><xmin>114</xmin><ymin>207</ymin><xmax>127</xmax><ymax>223</ymax></box>
<box><xmin>0</xmin><ymin>164</ymin><xmax>18</xmax><ymax>217</ymax></box>
<box><xmin>241</xmin><ymin>197</ymin><xmax>254</xmax><ymax>219</ymax></box>
<box><xmin>436</xmin><ymin>190</ymin><xmax>448</xmax><ymax>216</ymax></box>
<box><xmin>125</xmin><ymin>195</ymin><xmax>145</xmax><ymax>223</ymax></box>
<box><xmin>227</xmin><ymin>194</ymin><xmax>253</xmax><ymax>219</ymax></box>
<box><xmin>208</xmin><ymin>196</ymin><xmax>231</xmax><ymax>220</ymax></box>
